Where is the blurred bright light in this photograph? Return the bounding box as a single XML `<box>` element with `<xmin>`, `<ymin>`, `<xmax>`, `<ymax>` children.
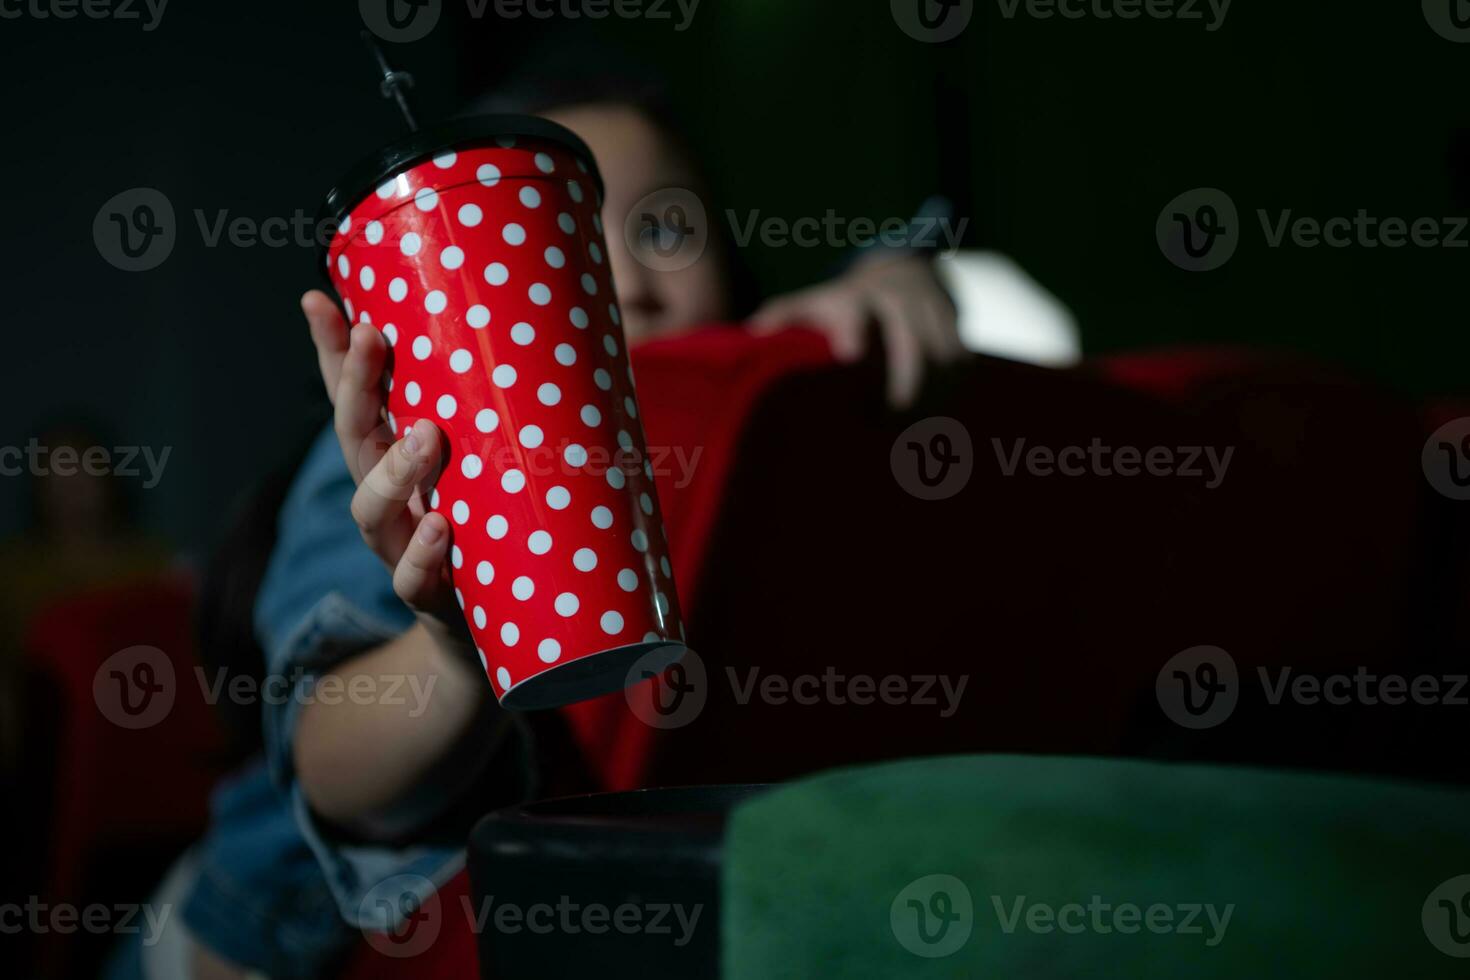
<box><xmin>935</xmin><ymin>251</ymin><xmax>1081</xmax><ymax>367</ymax></box>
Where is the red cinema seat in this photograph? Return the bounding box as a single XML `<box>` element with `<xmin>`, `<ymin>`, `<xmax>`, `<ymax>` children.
<box><xmin>338</xmin><ymin>870</ymin><xmax>480</xmax><ymax>979</ymax></box>
<box><xmin>338</xmin><ymin>332</ymin><xmax>1469</xmax><ymax>979</ymax></box>
<box><xmin>25</xmin><ymin>575</ymin><xmax>228</xmax><ymax>975</ymax></box>
<box><xmin>576</xmin><ymin>331</ymin><xmax>1461</xmax><ymax>789</ymax></box>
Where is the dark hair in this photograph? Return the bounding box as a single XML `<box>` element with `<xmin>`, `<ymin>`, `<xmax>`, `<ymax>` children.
<box><xmin>460</xmin><ymin>32</ymin><xmax>679</xmax><ymax>124</ymax></box>
<box><xmin>195</xmin><ymin>431</ymin><xmax>321</xmax><ymax>754</ymax></box>
<box><xmin>458</xmin><ymin>39</ymin><xmax>762</xmax><ymax>318</ymax></box>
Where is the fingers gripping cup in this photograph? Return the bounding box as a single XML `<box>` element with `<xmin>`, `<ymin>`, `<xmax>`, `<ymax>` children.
<box><xmin>322</xmin><ymin>117</ymin><xmax>688</xmax><ymax>710</ymax></box>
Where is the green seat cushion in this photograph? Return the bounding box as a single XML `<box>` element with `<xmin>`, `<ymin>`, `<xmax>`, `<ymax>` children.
<box><xmin>723</xmin><ymin>755</ymin><xmax>1470</xmax><ymax>978</ymax></box>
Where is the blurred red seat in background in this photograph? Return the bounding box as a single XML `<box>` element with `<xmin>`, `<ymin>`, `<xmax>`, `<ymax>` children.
<box><xmin>24</xmin><ymin>573</ymin><xmax>228</xmax><ymax>976</ymax></box>
<box><xmin>338</xmin><ymin>871</ymin><xmax>480</xmax><ymax>979</ymax></box>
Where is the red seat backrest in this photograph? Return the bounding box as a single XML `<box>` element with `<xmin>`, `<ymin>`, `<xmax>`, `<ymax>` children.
<box><xmin>608</xmin><ymin>333</ymin><xmax>1455</xmax><ymax>787</ymax></box>
<box><xmin>24</xmin><ymin>573</ymin><xmax>229</xmax><ymax>974</ymax></box>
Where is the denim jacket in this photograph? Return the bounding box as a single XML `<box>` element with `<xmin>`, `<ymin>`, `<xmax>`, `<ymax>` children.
<box><xmin>252</xmin><ymin>425</ymin><xmax>472</xmax><ymax>922</ymax></box>
<box><xmin>172</xmin><ymin>426</ymin><xmax>467</xmax><ymax>977</ymax></box>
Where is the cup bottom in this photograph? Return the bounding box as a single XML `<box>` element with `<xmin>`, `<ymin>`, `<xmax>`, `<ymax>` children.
<box><xmin>499</xmin><ymin>641</ymin><xmax>689</xmax><ymax>711</ymax></box>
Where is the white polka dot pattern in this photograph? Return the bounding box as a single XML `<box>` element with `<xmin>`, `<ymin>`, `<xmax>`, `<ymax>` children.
<box><xmin>326</xmin><ymin>140</ymin><xmax>683</xmax><ymax>704</ymax></box>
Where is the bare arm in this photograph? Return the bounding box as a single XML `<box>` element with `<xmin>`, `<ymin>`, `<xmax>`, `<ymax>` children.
<box><xmin>293</xmin><ymin>622</ymin><xmax>504</xmax><ymax>830</ymax></box>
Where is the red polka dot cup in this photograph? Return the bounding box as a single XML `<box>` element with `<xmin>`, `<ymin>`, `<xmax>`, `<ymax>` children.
<box><xmin>321</xmin><ymin>117</ymin><xmax>687</xmax><ymax>710</ymax></box>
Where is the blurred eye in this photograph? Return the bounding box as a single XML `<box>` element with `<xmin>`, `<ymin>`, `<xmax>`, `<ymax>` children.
<box><xmin>636</xmin><ymin>215</ymin><xmax>665</xmax><ymax>253</ymax></box>
<box><xmin>637</xmin><ymin>214</ymin><xmax>686</xmax><ymax>255</ymax></box>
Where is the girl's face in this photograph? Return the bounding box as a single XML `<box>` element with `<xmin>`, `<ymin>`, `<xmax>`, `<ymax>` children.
<box><xmin>542</xmin><ymin>102</ymin><xmax>731</xmax><ymax>345</ymax></box>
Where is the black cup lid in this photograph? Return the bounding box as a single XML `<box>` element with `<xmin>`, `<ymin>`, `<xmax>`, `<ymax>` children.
<box><xmin>318</xmin><ymin>113</ymin><xmax>603</xmax><ymax>238</ymax></box>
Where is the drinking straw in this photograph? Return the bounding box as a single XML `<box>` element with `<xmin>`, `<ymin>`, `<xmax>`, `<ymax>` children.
<box><xmin>361</xmin><ymin>30</ymin><xmax>420</xmax><ymax>133</ymax></box>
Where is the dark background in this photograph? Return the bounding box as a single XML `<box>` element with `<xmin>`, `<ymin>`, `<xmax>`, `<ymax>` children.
<box><xmin>1</xmin><ymin>0</ymin><xmax>1466</xmax><ymax>553</ymax></box>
